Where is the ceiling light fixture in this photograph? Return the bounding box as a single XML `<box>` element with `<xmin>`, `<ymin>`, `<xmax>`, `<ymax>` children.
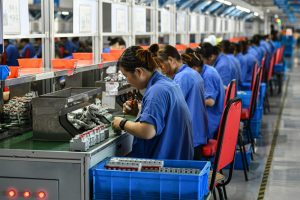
<box><xmin>236</xmin><ymin>5</ymin><xmax>250</xmax><ymax>13</ymax></box>
<box><xmin>216</xmin><ymin>0</ymin><xmax>232</xmax><ymax>6</ymax></box>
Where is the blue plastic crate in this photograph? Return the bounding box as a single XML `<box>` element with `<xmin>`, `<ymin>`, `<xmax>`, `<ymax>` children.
<box><xmin>92</xmin><ymin>158</ymin><xmax>211</xmax><ymax>200</ymax></box>
<box><xmin>274</xmin><ymin>62</ymin><xmax>286</xmax><ymax>73</ymax></box>
<box><xmin>0</xmin><ymin>65</ymin><xmax>10</xmax><ymax>80</ymax></box>
<box><xmin>237</xmin><ymin>90</ymin><xmax>252</xmax><ymax>108</ymax></box>
<box><xmin>233</xmin><ymin>145</ymin><xmax>252</xmax><ymax>170</ymax></box>
<box><xmin>252</xmin><ymin>106</ymin><xmax>263</xmax><ymax>120</ymax></box>
<box><xmin>250</xmin><ymin>120</ymin><xmax>261</xmax><ymax>138</ymax></box>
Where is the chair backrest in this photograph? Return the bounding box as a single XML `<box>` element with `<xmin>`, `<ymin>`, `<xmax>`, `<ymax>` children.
<box><xmin>210</xmin><ymin>98</ymin><xmax>242</xmax><ymax>190</ymax></box>
<box><xmin>250</xmin><ymin>63</ymin><xmax>258</xmax><ymax>91</ymax></box>
<box><xmin>267</xmin><ymin>53</ymin><xmax>275</xmax><ymax>81</ymax></box>
<box><xmin>261</xmin><ymin>53</ymin><xmax>266</xmax><ymax>68</ymax></box>
<box><xmin>249</xmin><ymin>67</ymin><xmax>262</xmax><ymax>118</ymax></box>
<box><xmin>224</xmin><ymin>79</ymin><xmax>236</xmax><ymax>107</ymax></box>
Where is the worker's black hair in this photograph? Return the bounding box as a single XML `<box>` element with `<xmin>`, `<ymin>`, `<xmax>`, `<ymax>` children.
<box><xmin>149</xmin><ymin>44</ymin><xmax>181</xmax><ymax>61</ymax></box>
<box><xmin>181</xmin><ymin>49</ymin><xmax>204</xmax><ymax>69</ymax></box>
<box><xmin>196</xmin><ymin>42</ymin><xmax>217</xmax><ymax>59</ymax></box>
<box><xmin>239</xmin><ymin>40</ymin><xmax>249</xmax><ymax>55</ymax></box>
<box><xmin>221</xmin><ymin>40</ymin><xmax>235</xmax><ymax>54</ymax></box>
<box><xmin>20</xmin><ymin>39</ymin><xmax>30</xmax><ymax>43</ymax></box>
<box><xmin>108</xmin><ymin>37</ymin><xmax>126</xmax><ymax>47</ymax></box>
<box><xmin>117</xmin><ymin>46</ymin><xmax>158</xmax><ymax>72</ymax></box>
<box><xmin>251</xmin><ymin>35</ymin><xmax>260</xmax><ymax>45</ymax></box>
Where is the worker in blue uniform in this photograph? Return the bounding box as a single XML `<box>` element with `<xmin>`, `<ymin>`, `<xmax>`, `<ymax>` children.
<box><xmin>149</xmin><ymin>44</ymin><xmax>208</xmax><ymax>160</ymax></box>
<box><xmin>60</xmin><ymin>37</ymin><xmax>75</xmax><ymax>58</ymax></box>
<box><xmin>236</xmin><ymin>41</ymin><xmax>248</xmax><ymax>83</ymax></box>
<box><xmin>103</xmin><ymin>37</ymin><xmax>126</xmax><ymax>53</ymax></box>
<box><xmin>199</xmin><ymin>42</ymin><xmax>235</xmax><ymax>87</ymax></box>
<box><xmin>112</xmin><ymin>46</ymin><xmax>194</xmax><ymax>160</ymax></box>
<box><xmin>19</xmin><ymin>39</ymin><xmax>36</xmax><ymax>58</ymax></box>
<box><xmin>220</xmin><ymin>40</ymin><xmax>242</xmax><ymax>88</ymax></box>
<box><xmin>249</xmin><ymin>35</ymin><xmax>264</xmax><ymax>65</ymax></box>
<box><xmin>242</xmin><ymin>40</ymin><xmax>258</xmax><ymax>82</ymax></box>
<box><xmin>182</xmin><ymin>50</ymin><xmax>225</xmax><ymax>139</ymax></box>
<box><xmin>2</xmin><ymin>40</ymin><xmax>19</xmax><ymax>66</ymax></box>
<box><xmin>34</xmin><ymin>38</ymin><xmax>42</xmax><ymax>58</ymax></box>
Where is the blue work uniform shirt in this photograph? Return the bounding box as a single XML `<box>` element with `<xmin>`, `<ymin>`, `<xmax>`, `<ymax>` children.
<box><xmin>131</xmin><ymin>71</ymin><xmax>194</xmax><ymax>160</ymax></box>
<box><xmin>245</xmin><ymin>52</ymin><xmax>258</xmax><ymax>82</ymax></box>
<box><xmin>227</xmin><ymin>54</ymin><xmax>242</xmax><ymax>88</ymax></box>
<box><xmin>174</xmin><ymin>64</ymin><xmax>208</xmax><ymax>147</ymax></box>
<box><xmin>20</xmin><ymin>43</ymin><xmax>36</xmax><ymax>58</ymax></box>
<box><xmin>102</xmin><ymin>47</ymin><xmax>110</xmax><ymax>53</ymax></box>
<box><xmin>201</xmin><ymin>65</ymin><xmax>225</xmax><ymax>139</ymax></box>
<box><xmin>236</xmin><ymin>53</ymin><xmax>248</xmax><ymax>83</ymax></box>
<box><xmin>5</xmin><ymin>44</ymin><xmax>19</xmax><ymax>66</ymax></box>
<box><xmin>214</xmin><ymin>53</ymin><xmax>235</xmax><ymax>86</ymax></box>
<box><xmin>64</xmin><ymin>40</ymin><xmax>75</xmax><ymax>57</ymax></box>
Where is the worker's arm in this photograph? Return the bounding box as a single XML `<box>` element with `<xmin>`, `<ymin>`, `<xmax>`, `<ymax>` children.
<box><xmin>112</xmin><ymin>117</ymin><xmax>156</xmax><ymax>139</ymax></box>
<box><xmin>205</xmin><ymin>98</ymin><xmax>215</xmax><ymax>107</ymax></box>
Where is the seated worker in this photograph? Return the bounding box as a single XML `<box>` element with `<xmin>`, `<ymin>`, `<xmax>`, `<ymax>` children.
<box><xmin>235</xmin><ymin>42</ymin><xmax>248</xmax><ymax>83</ymax></box>
<box><xmin>34</xmin><ymin>38</ymin><xmax>42</xmax><ymax>58</ymax></box>
<box><xmin>60</xmin><ymin>37</ymin><xmax>76</xmax><ymax>58</ymax></box>
<box><xmin>220</xmin><ymin>40</ymin><xmax>242</xmax><ymax>88</ymax></box>
<box><xmin>242</xmin><ymin>40</ymin><xmax>258</xmax><ymax>82</ymax></box>
<box><xmin>198</xmin><ymin>42</ymin><xmax>235</xmax><ymax>87</ymax></box>
<box><xmin>19</xmin><ymin>39</ymin><xmax>36</xmax><ymax>58</ymax></box>
<box><xmin>103</xmin><ymin>37</ymin><xmax>126</xmax><ymax>53</ymax></box>
<box><xmin>149</xmin><ymin>44</ymin><xmax>208</xmax><ymax>160</ymax></box>
<box><xmin>182</xmin><ymin>49</ymin><xmax>225</xmax><ymax>139</ymax></box>
<box><xmin>112</xmin><ymin>46</ymin><xmax>194</xmax><ymax>160</ymax></box>
<box><xmin>2</xmin><ymin>39</ymin><xmax>19</xmax><ymax>66</ymax></box>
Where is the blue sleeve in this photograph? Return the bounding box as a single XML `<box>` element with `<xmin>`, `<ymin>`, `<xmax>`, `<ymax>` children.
<box><xmin>216</xmin><ymin>63</ymin><xmax>230</xmax><ymax>86</ymax></box>
<box><xmin>20</xmin><ymin>46</ymin><xmax>27</xmax><ymax>57</ymax></box>
<box><xmin>204</xmin><ymin>75</ymin><xmax>218</xmax><ymax>100</ymax></box>
<box><xmin>139</xmin><ymin>99</ymin><xmax>166</xmax><ymax>136</ymax></box>
<box><xmin>6</xmin><ymin>47</ymin><xmax>12</xmax><ymax>61</ymax></box>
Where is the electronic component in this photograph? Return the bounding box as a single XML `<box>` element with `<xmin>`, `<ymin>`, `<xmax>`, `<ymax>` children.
<box><xmin>70</xmin><ymin>125</ymin><xmax>109</xmax><ymax>152</ymax></box>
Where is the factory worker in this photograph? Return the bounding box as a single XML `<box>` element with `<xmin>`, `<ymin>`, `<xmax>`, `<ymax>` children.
<box><xmin>198</xmin><ymin>42</ymin><xmax>235</xmax><ymax>87</ymax></box>
<box><xmin>182</xmin><ymin>49</ymin><xmax>224</xmax><ymax>139</ymax></box>
<box><xmin>249</xmin><ymin>35</ymin><xmax>264</xmax><ymax>65</ymax></box>
<box><xmin>241</xmin><ymin>40</ymin><xmax>258</xmax><ymax>82</ymax></box>
<box><xmin>103</xmin><ymin>37</ymin><xmax>126</xmax><ymax>53</ymax></box>
<box><xmin>149</xmin><ymin>44</ymin><xmax>208</xmax><ymax>160</ymax></box>
<box><xmin>19</xmin><ymin>39</ymin><xmax>36</xmax><ymax>58</ymax></box>
<box><xmin>2</xmin><ymin>40</ymin><xmax>19</xmax><ymax>66</ymax></box>
<box><xmin>60</xmin><ymin>37</ymin><xmax>75</xmax><ymax>58</ymax></box>
<box><xmin>235</xmin><ymin>41</ymin><xmax>248</xmax><ymax>83</ymax></box>
<box><xmin>220</xmin><ymin>40</ymin><xmax>242</xmax><ymax>88</ymax></box>
<box><xmin>112</xmin><ymin>46</ymin><xmax>194</xmax><ymax>160</ymax></box>
<box><xmin>34</xmin><ymin>38</ymin><xmax>42</xmax><ymax>58</ymax></box>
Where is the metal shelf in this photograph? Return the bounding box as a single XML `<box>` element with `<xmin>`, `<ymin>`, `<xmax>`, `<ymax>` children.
<box><xmin>2</xmin><ymin>62</ymin><xmax>118</xmax><ymax>88</ymax></box>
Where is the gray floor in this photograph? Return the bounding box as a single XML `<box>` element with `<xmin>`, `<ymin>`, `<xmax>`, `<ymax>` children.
<box><xmin>226</xmin><ymin>53</ymin><xmax>300</xmax><ymax>199</ymax></box>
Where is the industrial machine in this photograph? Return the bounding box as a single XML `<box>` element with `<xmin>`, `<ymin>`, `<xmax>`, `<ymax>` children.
<box><xmin>0</xmin><ymin>63</ymin><xmax>137</xmax><ymax>200</ymax></box>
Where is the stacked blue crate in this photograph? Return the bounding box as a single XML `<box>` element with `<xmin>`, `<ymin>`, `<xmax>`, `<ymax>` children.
<box><xmin>91</xmin><ymin>158</ymin><xmax>211</xmax><ymax>200</ymax></box>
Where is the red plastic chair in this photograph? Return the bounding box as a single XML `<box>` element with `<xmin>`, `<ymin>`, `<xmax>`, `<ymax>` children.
<box><xmin>208</xmin><ymin>98</ymin><xmax>242</xmax><ymax>199</ymax></box>
<box><xmin>224</xmin><ymin>80</ymin><xmax>236</xmax><ymax>107</ymax></box>
<box><xmin>202</xmin><ymin>80</ymin><xmax>237</xmax><ymax>158</ymax></box>
<box><xmin>250</xmin><ymin>63</ymin><xmax>258</xmax><ymax>91</ymax></box>
<box><xmin>241</xmin><ymin>67</ymin><xmax>262</xmax><ymax>152</ymax></box>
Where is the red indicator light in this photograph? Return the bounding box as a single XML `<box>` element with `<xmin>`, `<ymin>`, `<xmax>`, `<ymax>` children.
<box><xmin>37</xmin><ymin>191</ymin><xmax>46</xmax><ymax>199</ymax></box>
<box><xmin>23</xmin><ymin>191</ymin><xmax>31</xmax><ymax>198</ymax></box>
<box><xmin>7</xmin><ymin>189</ymin><xmax>16</xmax><ymax>198</ymax></box>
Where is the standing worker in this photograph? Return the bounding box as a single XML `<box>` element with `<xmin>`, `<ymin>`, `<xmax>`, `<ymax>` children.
<box><xmin>112</xmin><ymin>46</ymin><xmax>194</xmax><ymax>160</ymax></box>
<box><xmin>182</xmin><ymin>49</ymin><xmax>225</xmax><ymax>139</ymax></box>
<box><xmin>19</xmin><ymin>39</ymin><xmax>36</xmax><ymax>58</ymax></box>
<box><xmin>2</xmin><ymin>40</ymin><xmax>19</xmax><ymax>66</ymax></box>
<box><xmin>149</xmin><ymin>44</ymin><xmax>208</xmax><ymax>160</ymax></box>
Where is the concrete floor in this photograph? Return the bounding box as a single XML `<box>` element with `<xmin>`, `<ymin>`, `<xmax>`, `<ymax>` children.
<box><xmin>225</xmin><ymin>53</ymin><xmax>300</xmax><ymax>200</ymax></box>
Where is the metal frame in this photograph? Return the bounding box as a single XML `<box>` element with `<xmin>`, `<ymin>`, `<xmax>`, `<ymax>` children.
<box><xmin>0</xmin><ymin>133</ymin><xmax>133</xmax><ymax>200</ymax></box>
